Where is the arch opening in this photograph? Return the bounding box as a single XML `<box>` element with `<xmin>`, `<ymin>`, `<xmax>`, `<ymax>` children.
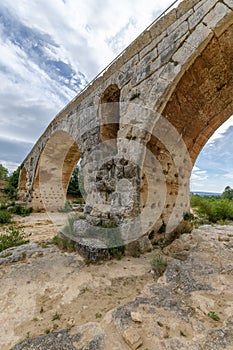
<box><xmin>32</xmin><ymin>131</ymin><xmax>81</xmax><ymax>211</ymax></box>
<box><xmin>18</xmin><ymin>167</ymin><xmax>27</xmax><ymax>201</ymax></box>
<box><xmin>100</xmin><ymin>84</ymin><xmax>120</xmax><ymax>142</ymax></box>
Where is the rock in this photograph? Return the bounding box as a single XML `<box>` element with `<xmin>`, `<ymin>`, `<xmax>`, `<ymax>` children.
<box><xmin>123</xmin><ymin>327</ymin><xmax>143</xmax><ymax>349</ymax></box>
<box><xmin>0</xmin><ymin>243</ymin><xmax>56</xmax><ymax>265</ymax></box>
<box><xmin>138</xmin><ymin>236</ymin><xmax>153</xmax><ymax>253</ymax></box>
<box><xmin>130</xmin><ymin>312</ymin><xmax>143</xmax><ymax>323</ymax></box>
<box><xmin>75</xmin><ymin>237</ymin><xmax>110</xmax><ymax>263</ymax></box>
<box><xmin>67</xmin><ymin>317</ymin><xmax>75</xmax><ymax>328</ymax></box>
<box><xmin>11</xmin><ymin>322</ymin><xmax>105</xmax><ymax>350</ymax></box>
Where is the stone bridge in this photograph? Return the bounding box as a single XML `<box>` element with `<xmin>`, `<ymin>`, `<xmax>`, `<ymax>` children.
<box><xmin>19</xmin><ymin>0</ymin><xmax>233</xmax><ymax>248</ymax></box>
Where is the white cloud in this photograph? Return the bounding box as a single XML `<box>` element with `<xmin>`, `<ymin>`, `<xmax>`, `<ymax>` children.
<box><xmin>0</xmin><ymin>160</ymin><xmax>20</xmax><ymax>173</ymax></box>
<box><xmin>1</xmin><ymin>0</ymin><xmax>181</xmax><ymax>79</ymax></box>
<box><xmin>207</xmin><ymin>115</ymin><xmax>233</xmax><ymax>145</ymax></box>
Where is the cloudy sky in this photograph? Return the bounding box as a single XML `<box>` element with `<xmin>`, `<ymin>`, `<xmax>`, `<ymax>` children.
<box><xmin>0</xmin><ymin>0</ymin><xmax>232</xmax><ymax>193</ymax></box>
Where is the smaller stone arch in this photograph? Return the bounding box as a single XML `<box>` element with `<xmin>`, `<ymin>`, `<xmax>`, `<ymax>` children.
<box><xmin>18</xmin><ymin>167</ymin><xmax>27</xmax><ymax>201</ymax></box>
<box><xmin>100</xmin><ymin>84</ymin><xmax>120</xmax><ymax>142</ymax></box>
<box><xmin>34</xmin><ymin>130</ymin><xmax>80</xmax><ymax>211</ymax></box>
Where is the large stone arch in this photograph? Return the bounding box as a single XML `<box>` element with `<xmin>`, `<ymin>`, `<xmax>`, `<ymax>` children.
<box><xmin>162</xmin><ymin>22</ymin><xmax>233</xmax><ymax>164</ymax></box>
<box><xmin>19</xmin><ymin>0</ymin><xmax>233</xmax><ymax>250</ymax></box>
<box><xmin>33</xmin><ymin>130</ymin><xmax>80</xmax><ymax>211</ymax></box>
<box><xmin>142</xmin><ymin>7</ymin><xmax>233</xmax><ymax>238</ymax></box>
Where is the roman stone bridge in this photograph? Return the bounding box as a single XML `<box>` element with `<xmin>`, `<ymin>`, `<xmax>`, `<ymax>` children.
<box><xmin>18</xmin><ymin>0</ymin><xmax>233</xmax><ymax>248</ymax></box>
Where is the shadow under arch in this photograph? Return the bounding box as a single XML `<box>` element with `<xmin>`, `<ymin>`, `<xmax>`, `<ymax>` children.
<box><xmin>100</xmin><ymin>84</ymin><xmax>120</xmax><ymax>143</ymax></box>
<box><xmin>36</xmin><ymin>130</ymin><xmax>80</xmax><ymax>211</ymax></box>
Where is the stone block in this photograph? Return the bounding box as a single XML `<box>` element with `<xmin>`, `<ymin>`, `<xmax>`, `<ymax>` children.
<box><xmin>188</xmin><ymin>0</ymin><xmax>218</xmax><ymax>30</ymax></box>
<box><xmin>176</xmin><ymin>0</ymin><xmax>199</xmax><ymax>19</ymax></box>
<box><xmin>158</xmin><ymin>21</ymin><xmax>189</xmax><ymax>55</ymax></box>
<box><xmin>167</xmin><ymin>8</ymin><xmax>193</xmax><ymax>35</ymax></box>
<box><xmin>149</xmin><ymin>9</ymin><xmax>177</xmax><ymax>39</ymax></box>
<box><xmin>203</xmin><ymin>3</ymin><xmax>232</xmax><ymax>34</ymax></box>
<box><xmin>224</xmin><ymin>0</ymin><xmax>233</xmax><ymax>9</ymax></box>
<box><xmin>185</xmin><ymin>23</ymin><xmax>212</xmax><ymax>49</ymax></box>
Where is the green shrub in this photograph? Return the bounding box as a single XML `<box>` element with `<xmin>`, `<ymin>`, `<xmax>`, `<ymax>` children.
<box><xmin>5</xmin><ymin>167</ymin><xmax>20</xmax><ymax>199</ymax></box>
<box><xmin>151</xmin><ymin>253</ymin><xmax>167</xmax><ymax>276</ymax></box>
<box><xmin>72</xmin><ymin>198</ymin><xmax>85</xmax><ymax>205</ymax></box>
<box><xmin>11</xmin><ymin>206</ymin><xmax>33</xmax><ymax>217</ymax></box>
<box><xmin>109</xmin><ymin>246</ymin><xmax>125</xmax><ymax>260</ymax></box>
<box><xmin>0</xmin><ymin>225</ymin><xmax>30</xmax><ymax>252</ymax></box>
<box><xmin>191</xmin><ymin>195</ymin><xmax>233</xmax><ymax>223</ymax></box>
<box><xmin>0</xmin><ymin>210</ymin><xmax>12</xmax><ymax>224</ymax></box>
<box><xmin>208</xmin><ymin>311</ymin><xmax>220</xmax><ymax>321</ymax></box>
<box><xmin>52</xmin><ymin>234</ymin><xmax>76</xmax><ymax>251</ymax></box>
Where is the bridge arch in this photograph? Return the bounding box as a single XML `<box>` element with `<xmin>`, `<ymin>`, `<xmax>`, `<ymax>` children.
<box><xmin>142</xmin><ymin>12</ymin><xmax>233</xmax><ymax>237</ymax></box>
<box><xmin>18</xmin><ymin>167</ymin><xmax>27</xmax><ymax>201</ymax></box>
<box><xmin>19</xmin><ymin>0</ymin><xmax>233</xmax><ymax>247</ymax></box>
<box><xmin>100</xmin><ymin>84</ymin><xmax>120</xmax><ymax>142</ymax></box>
<box><xmin>32</xmin><ymin>130</ymin><xmax>80</xmax><ymax>211</ymax></box>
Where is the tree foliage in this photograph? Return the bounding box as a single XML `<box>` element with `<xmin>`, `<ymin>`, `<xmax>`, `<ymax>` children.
<box><xmin>67</xmin><ymin>165</ymin><xmax>82</xmax><ymax>197</ymax></box>
<box><xmin>5</xmin><ymin>167</ymin><xmax>21</xmax><ymax>199</ymax></box>
<box><xmin>191</xmin><ymin>194</ymin><xmax>233</xmax><ymax>223</ymax></box>
<box><xmin>0</xmin><ymin>164</ymin><xmax>8</xmax><ymax>179</ymax></box>
<box><xmin>222</xmin><ymin>186</ymin><xmax>233</xmax><ymax>200</ymax></box>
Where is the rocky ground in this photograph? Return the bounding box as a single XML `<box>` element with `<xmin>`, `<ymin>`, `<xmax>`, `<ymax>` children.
<box><xmin>0</xmin><ymin>214</ymin><xmax>233</xmax><ymax>349</ymax></box>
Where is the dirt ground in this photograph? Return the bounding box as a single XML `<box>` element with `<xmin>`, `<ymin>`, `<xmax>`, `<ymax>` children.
<box><xmin>0</xmin><ymin>213</ymin><xmax>156</xmax><ymax>349</ymax></box>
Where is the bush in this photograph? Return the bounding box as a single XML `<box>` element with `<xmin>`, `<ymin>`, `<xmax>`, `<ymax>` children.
<box><xmin>0</xmin><ymin>210</ymin><xmax>12</xmax><ymax>224</ymax></box>
<box><xmin>191</xmin><ymin>195</ymin><xmax>233</xmax><ymax>223</ymax></box>
<box><xmin>5</xmin><ymin>167</ymin><xmax>20</xmax><ymax>199</ymax></box>
<box><xmin>0</xmin><ymin>225</ymin><xmax>30</xmax><ymax>252</ymax></box>
<box><xmin>11</xmin><ymin>206</ymin><xmax>33</xmax><ymax>217</ymax></box>
<box><xmin>151</xmin><ymin>253</ymin><xmax>167</xmax><ymax>276</ymax></box>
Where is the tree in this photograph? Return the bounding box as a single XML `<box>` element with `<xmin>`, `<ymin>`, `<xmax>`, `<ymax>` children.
<box><xmin>0</xmin><ymin>164</ymin><xmax>8</xmax><ymax>179</ymax></box>
<box><xmin>5</xmin><ymin>167</ymin><xmax>21</xmax><ymax>199</ymax></box>
<box><xmin>67</xmin><ymin>165</ymin><xmax>82</xmax><ymax>197</ymax></box>
<box><xmin>222</xmin><ymin>186</ymin><xmax>233</xmax><ymax>201</ymax></box>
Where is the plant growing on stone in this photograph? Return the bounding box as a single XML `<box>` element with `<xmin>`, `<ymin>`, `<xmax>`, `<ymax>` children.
<box><xmin>0</xmin><ymin>225</ymin><xmax>30</xmax><ymax>252</ymax></box>
<box><xmin>208</xmin><ymin>311</ymin><xmax>220</xmax><ymax>321</ymax></box>
<box><xmin>151</xmin><ymin>253</ymin><xmax>167</xmax><ymax>276</ymax></box>
<box><xmin>52</xmin><ymin>312</ymin><xmax>61</xmax><ymax>321</ymax></box>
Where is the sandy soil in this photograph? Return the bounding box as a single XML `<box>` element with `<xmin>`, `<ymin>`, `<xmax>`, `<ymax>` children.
<box><xmin>0</xmin><ymin>213</ymin><xmax>156</xmax><ymax>349</ymax></box>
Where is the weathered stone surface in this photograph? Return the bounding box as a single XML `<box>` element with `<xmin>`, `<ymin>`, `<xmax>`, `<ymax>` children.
<box><xmin>224</xmin><ymin>0</ymin><xmax>233</xmax><ymax>10</ymax></box>
<box><xmin>188</xmin><ymin>0</ymin><xmax>219</xmax><ymax>30</ymax></box>
<box><xmin>0</xmin><ymin>243</ymin><xmax>56</xmax><ymax>265</ymax></box>
<box><xmin>123</xmin><ymin>327</ymin><xmax>143</xmax><ymax>349</ymax></box>
<box><xmin>11</xmin><ymin>323</ymin><xmax>105</xmax><ymax>350</ymax></box>
<box><xmin>110</xmin><ymin>227</ymin><xmax>233</xmax><ymax>349</ymax></box>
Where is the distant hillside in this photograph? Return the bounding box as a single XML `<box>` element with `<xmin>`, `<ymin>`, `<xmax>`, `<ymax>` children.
<box><xmin>192</xmin><ymin>191</ymin><xmax>221</xmax><ymax>197</ymax></box>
